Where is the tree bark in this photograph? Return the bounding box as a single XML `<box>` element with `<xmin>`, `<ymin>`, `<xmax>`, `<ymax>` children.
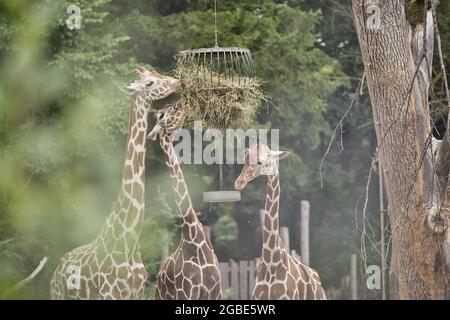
<box><xmin>352</xmin><ymin>0</ymin><xmax>449</xmax><ymax>299</ymax></box>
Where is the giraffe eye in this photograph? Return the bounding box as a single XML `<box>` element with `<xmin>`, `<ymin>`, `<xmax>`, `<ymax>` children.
<box><xmin>257</xmin><ymin>161</ymin><xmax>263</xmax><ymax>165</ymax></box>
<box><xmin>146</xmin><ymin>81</ymin><xmax>154</xmax><ymax>87</ymax></box>
<box><xmin>158</xmin><ymin>112</ymin><xmax>165</xmax><ymax>120</ymax></box>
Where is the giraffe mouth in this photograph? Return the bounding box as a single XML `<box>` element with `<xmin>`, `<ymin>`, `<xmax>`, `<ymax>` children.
<box><xmin>234</xmin><ymin>178</ymin><xmax>247</xmax><ymax>191</ymax></box>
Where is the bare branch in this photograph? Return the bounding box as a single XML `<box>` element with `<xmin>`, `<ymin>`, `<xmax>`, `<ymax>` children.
<box><xmin>2</xmin><ymin>257</ymin><xmax>48</xmax><ymax>298</ymax></box>
<box><xmin>0</xmin><ymin>238</ymin><xmax>13</xmax><ymax>247</ymax></box>
<box><xmin>320</xmin><ymin>73</ymin><xmax>365</xmax><ymax>189</ymax></box>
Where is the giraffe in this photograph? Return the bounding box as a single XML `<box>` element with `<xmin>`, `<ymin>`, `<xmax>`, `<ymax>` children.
<box><xmin>147</xmin><ymin>100</ymin><xmax>222</xmax><ymax>300</ymax></box>
<box><xmin>234</xmin><ymin>143</ymin><xmax>326</xmax><ymax>300</ymax></box>
<box><xmin>50</xmin><ymin>68</ymin><xmax>181</xmax><ymax>300</ymax></box>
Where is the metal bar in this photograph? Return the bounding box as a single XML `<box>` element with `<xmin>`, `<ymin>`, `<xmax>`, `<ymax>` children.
<box><xmin>210</xmin><ymin>50</ymin><xmax>213</xmax><ymax>85</ymax></box>
<box><xmin>219</xmin><ymin>163</ymin><xmax>224</xmax><ymax>190</ymax></box>
<box><xmin>244</xmin><ymin>51</ymin><xmax>253</xmax><ymax>78</ymax></box>
<box><xmin>196</xmin><ymin>50</ymin><xmax>201</xmax><ymax>78</ymax></box>
<box><xmin>203</xmin><ymin>51</ymin><xmax>207</xmax><ymax>82</ymax></box>
<box><xmin>223</xmin><ymin>50</ymin><xmax>228</xmax><ymax>81</ymax></box>
<box><xmin>235</xmin><ymin>50</ymin><xmax>241</xmax><ymax>86</ymax></box>
<box><xmin>247</xmin><ymin>51</ymin><xmax>255</xmax><ymax>77</ymax></box>
<box><xmin>241</xmin><ymin>52</ymin><xmax>249</xmax><ymax>85</ymax></box>
<box><xmin>217</xmin><ymin>47</ymin><xmax>220</xmax><ymax>86</ymax></box>
<box><xmin>230</xmin><ymin>50</ymin><xmax>235</xmax><ymax>83</ymax></box>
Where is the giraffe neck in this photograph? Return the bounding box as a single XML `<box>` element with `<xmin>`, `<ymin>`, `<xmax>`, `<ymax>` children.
<box><xmin>99</xmin><ymin>95</ymin><xmax>148</xmax><ymax>252</ymax></box>
<box><xmin>160</xmin><ymin>133</ymin><xmax>201</xmax><ymax>241</ymax></box>
<box><xmin>261</xmin><ymin>168</ymin><xmax>283</xmax><ymax>264</ymax></box>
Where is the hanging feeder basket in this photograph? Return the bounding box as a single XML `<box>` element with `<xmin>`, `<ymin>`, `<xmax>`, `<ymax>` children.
<box><xmin>175</xmin><ymin>46</ymin><xmax>263</xmax><ymax>130</ymax></box>
<box><xmin>176</xmin><ymin>48</ymin><xmax>261</xmax><ymax>203</ymax></box>
<box><xmin>177</xmin><ymin>1</ymin><xmax>263</xmax><ymax>203</ymax></box>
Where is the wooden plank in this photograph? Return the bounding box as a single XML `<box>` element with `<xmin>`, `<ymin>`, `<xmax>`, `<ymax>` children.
<box><xmin>203</xmin><ymin>225</ymin><xmax>211</xmax><ymax>242</ymax></box>
<box><xmin>239</xmin><ymin>260</ymin><xmax>249</xmax><ymax>300</ymax></box>
<box><xmin>230</xmin><ymin>259</ymin><xmax>239</xmax><ymax>299</ymax></box>
<box><xmin>219</xmin><ymin>262</ymin><xmax>230</xmax><ymax>290</ymax></box>
<box><xmin>249</xmin><ymin>260</ymin><xmax>256</xmax><ymax>299</ymax></box>
<box><xmin>280</xmin><ymin>226</ymin><xmax>290</xmax><ymax>251</ymax></box>
<box><xmin>291</xmin><ymin>250</ymin><xmax>301</xmax><ymax>264</ymax></box>
<box><xmin>259</xmin><ymin>209</ymin><xmax>265</xmax><ymax>241</ymax></box>
<box><xmin>350</xmin><ymin>254</ymin><xmax>358</xmax><ymax>300</ymax></box>
<box><xmin>300</xmin><ymin>200</ymin><xmax>310</xmax><ymax>266</ymax></box>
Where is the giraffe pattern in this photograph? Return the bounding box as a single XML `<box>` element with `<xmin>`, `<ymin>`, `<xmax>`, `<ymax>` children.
<box><xmin>148</xmin><ymin>100</ymin><xmax>222</xmax><ymax>300</ymax></box>
<box><xmin>234</xmin><ymin>143</ymin><xmax>326</xmax><ymax>300</ymax></box>
<box><xmin>50</xmin><ymin>68</ymin><xmax>181</xmax><ymax>300</ymax></box>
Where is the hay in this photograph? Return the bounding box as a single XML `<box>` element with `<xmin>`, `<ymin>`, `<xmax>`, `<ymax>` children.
<box><xmin>175</xmin><ymin>65</ymin><xmax>263</xmax><ymax>130</ymax></box>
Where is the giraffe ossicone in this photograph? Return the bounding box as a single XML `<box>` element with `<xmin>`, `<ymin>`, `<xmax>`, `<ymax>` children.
<box><xmin>235</xmin><ymin>143</ymin><xmax>327</xmax><ymax>300</ymax></box>
<box><xmin>50</xmin><ymin>68</ymin><xmax>181</xmax><ymax>300</ymax></box>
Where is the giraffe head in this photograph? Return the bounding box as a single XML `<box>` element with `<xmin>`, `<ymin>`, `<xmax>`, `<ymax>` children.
<box><xmin>122</xmin><ymin>67</ymin><xmax>181</xmax><ymax>103</ymax></box>
<box><xmin>147</xmin><ymin>99</ymin><xmax>189</xmax><ymax>140</ymax></box>
<box><xmin>234</xmin><ymin>143</ymin><xmax>290</xmax><ymax>191</ymax></box>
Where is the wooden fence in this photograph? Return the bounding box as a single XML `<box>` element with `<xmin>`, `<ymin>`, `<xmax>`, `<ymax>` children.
<box><xmin>214</xmin><ymin>202</ymin><xmax>358</xmax><ymax>300</ymax></box>
<box><xmin>219</xmin><ymin>252</ymin><xmax>301</xmax><ymax>300</ymax></box>
<box><xmin>217</xmin><ymin>203</ymin><xmax>309</xmax><ymax>299</ymax></box>
<box><xmin>218</xmin><ymin>220</ymin><xmax>301</xmax><ymax>300</ymax></box>
<box><xmin>220</xmin><ymin>259</ymin><xmax>257</xmax><ymax>299</ymax></box>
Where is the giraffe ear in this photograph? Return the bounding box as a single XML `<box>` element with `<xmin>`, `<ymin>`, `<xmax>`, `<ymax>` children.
<box><xmin>135</xmin><ymin>67</ymin><xmax>160</xmax><ymax>79</ymax></box>
<box><xmin>135</xmin><ymin>68</ymin><xmax>145</xmax><ymax>78</ymax></box>
<box><xmin>270</xmin><ymin>150</ymin><xmax>290</xmax><ymax>160</ymax></box>
<box><xmin>121</xmin><ymin>81</ymin><xmax>141</xmax><ymax>95</ymax></box>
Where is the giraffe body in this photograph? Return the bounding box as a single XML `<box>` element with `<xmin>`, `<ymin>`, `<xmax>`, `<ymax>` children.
<box><xmin>50</xmin><ymin>68</ymin><xmax>181</xmax><ymax>299</ymax></box>
<box><xmin>154</xmin><ymin>226</ymin><xmax>221</xmax><ymax>300</ymax></box>
<box><xmin>235</xmin><ymin>143</ymin><xmax>326</xmax><ymax>300</ymax></box>
<box><xmin>50</xmin><ymin>236</ymin><xmax>147</xmax><ymax>299</ymax></box>
<box><xmin>149</xmin><ymin>100</ymin><xmax>222</xmax><ymax>300</ymax></box>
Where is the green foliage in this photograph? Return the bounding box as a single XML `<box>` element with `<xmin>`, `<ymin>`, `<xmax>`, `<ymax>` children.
<box><xmin>211</xmin><ymin>204</ymin><xmax>238</xmax><ymax>254</ymax></box>
<box><xmin>405</xmin><ymin>0</ymin><xmax>432</xmax><ymax>27</ymax></box>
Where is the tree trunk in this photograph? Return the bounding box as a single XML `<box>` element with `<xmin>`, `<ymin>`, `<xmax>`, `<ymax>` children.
<box><xmin>352</xmin><ymin>0</ymin><xmax>449</xmax><ymax>299</ymax></box>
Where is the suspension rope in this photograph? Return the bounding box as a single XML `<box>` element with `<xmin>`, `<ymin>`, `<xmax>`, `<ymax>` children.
<box><xmin>214</xmin><ymin>0</ymin><xmax>219</xmax><ymax>47</ymax></box>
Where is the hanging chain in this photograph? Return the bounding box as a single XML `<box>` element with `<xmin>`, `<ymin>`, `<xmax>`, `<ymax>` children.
<box><xmin>214</xmin><ymin>0</ymin><xmax>219</xmax><ymax>47</ymax></box>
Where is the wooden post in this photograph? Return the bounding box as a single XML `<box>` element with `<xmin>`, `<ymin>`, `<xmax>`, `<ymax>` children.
<box><xmin>291</xmin><ymin>250</ymin><xmax>301</xmax><ymax>263</ymax></box>
<box><xmin>350</xmin><ymin>254</ymin><xmax>357</xmax><ymax>300</ymax></box>
<box><xmin>260</xmin><ymin>209</ymin><xmax>265</xmax><ymax>241</ymax></box>
<box><xmin>300</xmin><ymin>200</ymin><xmax>310</xmax><ymax>266</ymax></box>
<box><xmin>239</xmin><ymin>261</ymin><xmax>249</xmax><ymax>300</ymax></box>
<box><xmin>230</xmin><ymin>260</ymin><xmax>239</xmax><ymax>299</ymax></box>
<box><xmin>161</xmin><ymin>233</ymin><xmax>169</xmax><ymax>259</ymax></box>
<box><xmin>203</xmin><ymin>225</ymin><xmax>211</xmax><ymax>242</ymax></box>
<box><xmin>219</xmin><ymin>262</ymin><xmax>230</xmax><ymax>293</ymax></box>
<box><xmin>280</xmin><ymin>226</ymin><xmax>290</xmax><ymax>252</ymax></box>
<box><xmin>249</xmin><ymin>260</ymin><xmax>256</xmax><ymax>298</ymax></box>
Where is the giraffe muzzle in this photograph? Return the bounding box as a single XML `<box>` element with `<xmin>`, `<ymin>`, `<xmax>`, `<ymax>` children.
<box><xmin>234</xmin><ymin>178</ymin><xmax>247</xmax><ymax>191</ymax></box>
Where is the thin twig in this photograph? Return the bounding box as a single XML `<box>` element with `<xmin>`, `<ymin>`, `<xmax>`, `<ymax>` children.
<box><xmin>320</xmin><ymin>73</ymin><xmax>365</xmax><ymax>189</ymax></box>
<box><xmin>12</xmin><ymin>257</ymin><xmax>48</xmax><ymax>291</ymax></box>
<box><xmin>2</xmin><ymin>257</ymin><xmax>47</xmax><ymax>297</ymax></box>
<box><xmin>0</xmin><ymin>238</ymin><xmax>14</xmax><ymax>247</ymax></box>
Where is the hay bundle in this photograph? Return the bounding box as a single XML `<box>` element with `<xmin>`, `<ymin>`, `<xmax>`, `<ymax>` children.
<box><xmin>175</xmin><ymin>65</ymin><xmax>263</xmax><ymax>130</ymax></box>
